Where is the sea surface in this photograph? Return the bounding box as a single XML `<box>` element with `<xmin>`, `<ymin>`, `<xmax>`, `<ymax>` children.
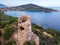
<box><xmin>4</xmin><ymin>10</ymin><xmax>60</xmax><ymax>31</ymax></box>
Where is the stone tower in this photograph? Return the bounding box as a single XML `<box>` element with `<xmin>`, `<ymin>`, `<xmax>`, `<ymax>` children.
<box><xmin>14</xmin><ymin>15</ymin><xmax>39</xmax><ymax>45</ymax></box>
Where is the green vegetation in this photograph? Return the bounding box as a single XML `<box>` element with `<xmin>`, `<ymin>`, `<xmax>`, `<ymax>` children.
<box><xmin>0</xmin><ymin>13</ymin><xmax>60</xmax><ymax>45</ymax></box>
<box><xmin>0</xmin><ymin>13</ymin><xmax>17</xmax><ymax>45</ymax></box>
<box><xmin>5</xmin><ymin>40</ymin><xmax>16</xmax><ymax>45</ymax></box>
<box><xmin>47</xmin><ymin>28</ymin><xmax>60</xmax><ymax>40</ymax></box>
<box><xmin>3</xmin><ymin>25</ymin><xmax>14</xmax><ymax>39</ymax></box>
<box><xmin>5</xmin><ymin>40</ymin><xmax>12</xmax><ymax>45</ymax></box>
<box><xmin>24</xmin><ymin>40</ymin><xmax>35</xmax><ymax>45</ymax></box>
<box><xmin>32</xmin><ymin>23</ymin><xmax>58</xmax><ymax>45</ymax></box>
<box><xmin>47</xmin><ymin>28</ymin><xmax>60</xmax><ymax>45</ymax></box>
<box><xmin>0</xmin><ymin>13</ymin><xmax>17</xmax><ymax>28</ymax></box>
<box><xmin>0</xmin><ymin>30</ymin><xmax>2</xmax><ymax>36</ymax></box>
<box><xmin>0</xmin><ymin>40</ymin><xmax>2</xmax><ymax>45</ymax></box>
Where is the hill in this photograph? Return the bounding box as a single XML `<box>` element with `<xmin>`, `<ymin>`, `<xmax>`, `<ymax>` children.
<box><xmin>0</xmin><ymin>13</ymin><xmax>60</xmax><ymax>45</ymax></box>
<box><xmin>0</xmin><ymin>4</ymin><xmax>7</xmax><ymax>8</ymax></box>
<box><xmin>18</xmin><ymin>4</ymin><xmax>57</xmax><ymax>12</ymax></box>
<box><xmin>0</xmin><ymin>4</ymin><xmax>57</xmax><ymax>12</ymax></box>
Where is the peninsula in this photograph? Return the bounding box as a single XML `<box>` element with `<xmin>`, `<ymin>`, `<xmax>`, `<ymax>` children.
<box><xmin>0</xmin><ymin>4</ymin><xmax>57</xmax><ymax>12</ymax></box>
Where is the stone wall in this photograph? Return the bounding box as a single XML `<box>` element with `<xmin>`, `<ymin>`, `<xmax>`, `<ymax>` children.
<box><xmin>13</xmin><ymin>15</ymin><xmax>39</xmax><ymax>45</ymax></box>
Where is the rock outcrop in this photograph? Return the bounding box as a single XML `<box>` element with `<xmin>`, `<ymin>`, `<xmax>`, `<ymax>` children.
<box><xmin>13</xmin><ymin>15</ymin><xmax>39</xmax><ymax>45</ymax></box>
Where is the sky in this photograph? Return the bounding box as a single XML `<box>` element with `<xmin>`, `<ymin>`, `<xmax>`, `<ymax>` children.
<box><xmin>0</xmin><ymin>0</ymin><xmax>60</xmax><ymax>7</ymax></box>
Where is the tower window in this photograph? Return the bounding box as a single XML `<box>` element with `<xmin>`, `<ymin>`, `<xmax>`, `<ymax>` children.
<box><xmin>20</xmin><ymin>26</ymin><xmax>24</xmax><ymax>30</ymax></box>
<box><xmin>22</xmin><ymin>19</ymin><xmax>26</xmax><ymax>23</ymax></box>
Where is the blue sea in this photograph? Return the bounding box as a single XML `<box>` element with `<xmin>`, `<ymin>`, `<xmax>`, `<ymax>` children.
<box><xmin>4</xmin><ymin>8</ymin><xmax>60</xmax><ymax>31</ymax></box>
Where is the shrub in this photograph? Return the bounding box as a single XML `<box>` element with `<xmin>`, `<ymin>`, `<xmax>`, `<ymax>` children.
<box><xmin>0</xmin><ymin>30</ymin><xmax>2</xmax><ymax>37</ymax></box>
<box><xmin>0</xmin><ymin>22</ymin><xmax>6</xmax><ymax>28</ymax></box>
<box><xmin>0</xmin><ymin>40</ymin><xmax>2</xmax><ymax>45</ymax></box>
<box><xmin>5</xmin><ymin>40</ymin><xmax>16</xmax><ymax>45</ymax></box>
<box><xmin>3</xmin><ymin>25</ymin><xmax>14</xmax><ymax>39</ymax></box>
<box><xmin>24</xmin><ymin>40</ymin><xmax>35</xmax><ymax>45</ymax></box>
<box><xmin>9</xmin><ymin>17</ymin><xmax>18</xmax><ymax>24</ymax></box>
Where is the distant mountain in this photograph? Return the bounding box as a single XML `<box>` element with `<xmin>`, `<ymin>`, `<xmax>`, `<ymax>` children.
<box><xmin>0</xmin><ymin>4</ymin><xmax>7</xmax><ymax>8</ymax></box>
<box><xmin>0</xmin><ymin>4</ymin><xmax>57</xmax><ymax>12</ymax></box>
<box><xmin>18</xmin><ymin>4</ymin><xmax>57</xmax><ymax>12</ymax></box>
